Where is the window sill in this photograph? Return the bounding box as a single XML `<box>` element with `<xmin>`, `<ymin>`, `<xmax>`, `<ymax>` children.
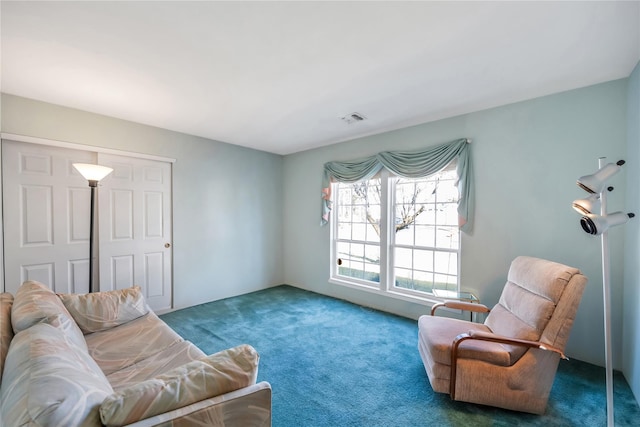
<box><xmin>328</xmin><ymin>277</ymin><xmax>443</xmax><ymax>306</ymax></box>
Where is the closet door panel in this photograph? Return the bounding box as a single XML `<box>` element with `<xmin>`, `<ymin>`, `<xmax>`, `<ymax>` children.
<box><xmin>21</xmin><ymin>263</ymin><xmax>54</xmax><ymax>286</ymax></box>
<box><xmin>110</xmin><ymin>189</ymin><xmax>134</xmax><ymax>240</ymax></box>
<box><xmin>2</xmin><ymin>141</ymin><xmax>94</xmax><ymax>294</ymax></box>
<box><xmin>21</xmin><ymin>184</ymin><xmax>53</xmax><ymax>245</ymax></box>
<box><xmin>69</xmin><ymin>187</ymin><xmax>91</xmax><ymax>242</ymax></box>
<box><xmin>97</xmin><ymin>153</ymin><xmax>172</xmax><ymax>311</ymax></box>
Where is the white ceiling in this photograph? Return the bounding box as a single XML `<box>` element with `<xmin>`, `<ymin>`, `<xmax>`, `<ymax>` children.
<box><xmin>2</xmin><ymin>1</ymin><xmax>639</xmax><ymax>155</ymax></box>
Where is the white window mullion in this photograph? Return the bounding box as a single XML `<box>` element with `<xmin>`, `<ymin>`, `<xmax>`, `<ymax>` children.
<box><xmin>329</xmin><ymin>182</ymin><xmax>339</xmax><ymax>280</ymax></box>
<box><xmin>379</xmin><ymin>170</ymin><xmax>391</xmax><ymax>291</ymax></box>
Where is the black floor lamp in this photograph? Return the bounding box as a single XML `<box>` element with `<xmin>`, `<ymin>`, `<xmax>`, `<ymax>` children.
<box><xmin>73</xmin><ymin>163</ymin><xmax>114</xmax><ymax>293</ymax></box>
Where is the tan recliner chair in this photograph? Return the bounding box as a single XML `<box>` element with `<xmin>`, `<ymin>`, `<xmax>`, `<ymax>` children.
<box><xmin>418</xmin><ymin>256</ymin><xmax>587</xmax><ymax>414</ymax></box>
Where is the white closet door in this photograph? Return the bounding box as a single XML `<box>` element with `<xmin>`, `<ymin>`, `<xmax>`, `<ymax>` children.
<box><xmin>2</xmin><ymin>141</ymin><xmax>95</xmax><ymax>294</ymax></box>
<box><xmin>97</xmin><ymin>153</ymin><xmax>173</xmax><ymax>311</ymax></box>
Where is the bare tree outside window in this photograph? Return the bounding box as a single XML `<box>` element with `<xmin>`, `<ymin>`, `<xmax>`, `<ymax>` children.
<box><xmin>351</xmin><ymin>177</ymin><xmax>439</xmax><ymax>235</ymax></box>
<box><xmin>350</xmin><ymin>181</ymin><xmax>382</xmax><ymax>235</ymax></box>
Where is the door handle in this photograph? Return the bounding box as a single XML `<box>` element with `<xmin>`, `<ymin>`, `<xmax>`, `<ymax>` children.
<box><xmin>164</xmin><ymin>243</ymin><xmax>171</xmax><ymax>248</ymax></box>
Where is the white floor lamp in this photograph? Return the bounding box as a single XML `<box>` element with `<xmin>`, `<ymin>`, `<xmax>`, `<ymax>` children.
<box><xmin>73</xmin><ymin>163</ymin><xmax>113</xmax><ymax>293</ymax></box>
<box><xmin>572</xmin><ymin>157</ymin><xmax>635</xmax><ymax>427</ymax></box>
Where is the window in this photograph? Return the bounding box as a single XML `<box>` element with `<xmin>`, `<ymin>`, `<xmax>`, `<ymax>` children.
<box><xmin>335</xmin><ymin>177</ymin><xmax>382</xmax><ymax>283</ymax></box>
<box><xmin>331</xmin><ymin>165</ymin><xmax>460</xmax><ymax>302</ymax></box>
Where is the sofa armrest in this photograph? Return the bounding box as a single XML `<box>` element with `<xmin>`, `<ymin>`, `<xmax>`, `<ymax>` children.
<box><xmin>100</xmin><ymin>344</ymin><xmax>259</xmax><ymax>427</ymax></box>
<box><xmin>123</xmin><ymin>381</ymin><xmax>272</xmax><ymax>427</ymax></box>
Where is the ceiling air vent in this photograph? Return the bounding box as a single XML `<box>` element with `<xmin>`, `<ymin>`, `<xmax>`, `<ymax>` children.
<box><xmin>341</xmin><ymin>112</ymin><xmax>367</xmax><ymax>124</ymax></box>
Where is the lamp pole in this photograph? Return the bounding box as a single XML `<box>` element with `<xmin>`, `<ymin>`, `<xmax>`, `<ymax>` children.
<box><xmin>88</xmin><ymin>179</ymin><xmax>98</xmax><ymax>293</ymax></box>
<box><xmin>598</xmin><ymin>158</ymin><xmax>614</xmax><ymax>427</ymax></box>
<box><xmin>574</xmin><ymin>157</ymin><xmax>635</xmax><ymax>427</ymax></box>
<box><xmin>72</xmin><ymin>163</ymin><xmax>113</xmax><ymax>293</ymax></box>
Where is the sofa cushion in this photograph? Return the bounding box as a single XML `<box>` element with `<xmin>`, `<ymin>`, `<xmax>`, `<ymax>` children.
<box><xmin>0</xmin><ymin>322</ymin><xmax>114</xmax><ymax>427</ymax></box>
<box><xmin>106</xmin><ymin>340</ymin><xmax>206</xmax><ymax>391</ymax></box>
<box><xmin>85</xmin><ymin>311</ymin><xmax>184</xmax><ymax>376</ymax></box>
<box><xmin>11</xmin><ymin>280</ymin><xmax>87</xmax><ymax>351</ymax></box>
<box><xmin>0</xmin><ymin>293</ymin><xmax>13</xmax><ymax>382</ymax></box>
<box><xmin>100</xmin><ymin>344</ymin><xmax>260</xmax><ymax>427</ymax></box>
<box><xmin>59</xmin><ymin>285</ymin><xmax>149</xmax><ymax>334</ymax></box>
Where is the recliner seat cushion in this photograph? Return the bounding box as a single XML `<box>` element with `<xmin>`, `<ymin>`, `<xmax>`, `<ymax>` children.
<box><xmin>418</xmin><ymin>315</ymin><xmax>523</xmax><ymax>367</ymax></box>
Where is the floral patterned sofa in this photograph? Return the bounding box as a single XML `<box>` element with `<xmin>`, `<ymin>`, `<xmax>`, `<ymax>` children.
<box><xmin>0</xmin><ymin>281</ymin><xmax>271</xmax><ymax>426</ymax></box>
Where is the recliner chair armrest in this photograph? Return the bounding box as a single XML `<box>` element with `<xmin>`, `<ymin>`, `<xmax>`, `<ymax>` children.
<box><xmin>449</xmin><ymin>330</ymin><xmax>567</xmax><ymax>400</ymax></box>
<box><xmin>430</xmin><ymin>301</ymin><xmax>491</xmax><ymax>316</ymax></box>
<box><xmin>458</xmin><ymin>330</ymin><xmax>567</xmax><ymax>359</ymax></box>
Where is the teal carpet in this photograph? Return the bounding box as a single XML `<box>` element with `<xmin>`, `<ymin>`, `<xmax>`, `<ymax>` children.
<box><xmin>160</xmin><ymin>285</ymin><xmax>640</xmax><ymax>426</ymax></box>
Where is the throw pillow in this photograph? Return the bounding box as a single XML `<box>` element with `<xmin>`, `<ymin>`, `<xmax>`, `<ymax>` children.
<box><xmin>11</xmin><ymin>280</ymin><xmax>87</xmax><ymax>351</ymax></box>
<box><xmin>59</xmin><ymin>285</ymin><xmax>149</xmax><ymax>334</ymax></box>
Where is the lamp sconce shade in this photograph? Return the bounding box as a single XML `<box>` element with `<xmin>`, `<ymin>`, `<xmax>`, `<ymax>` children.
<box><xmin>73</xmin><ymin>163</ymin><xmax>114</xmax><ymax>183</ymax></box>
<box><xmin>577</xmin><ymin>160</ymin><xmax>625</xmax><ymax>194</ymax></box>
<box><xmin>572</xmin><ymin>194</ymin><xmax>601</xmax><ymax>215</ymax></box>
<box><xmin>580</xmin><ymin>212</ymin><xmax>635</xmax><ymax>235</ymax></box>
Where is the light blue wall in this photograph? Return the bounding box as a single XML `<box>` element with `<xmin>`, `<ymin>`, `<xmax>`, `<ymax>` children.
<box><xmin>1</xmin><ymin>76</ymin><xmax>634</xmax><ymax>371</ymax></box>
<box><xmin>0</xmin><ymin>94</ymin><xmax>284</xmax><ymax>309</ymax></box>
<box><xmin>282</xmin><ymin>80</ymin><xmax>629</xmax><ymax>367</ymax></box>
<box><xmin>624</xmin><ymin>61</ymin><xmax>640</xmax><ymax>401</ymax></box>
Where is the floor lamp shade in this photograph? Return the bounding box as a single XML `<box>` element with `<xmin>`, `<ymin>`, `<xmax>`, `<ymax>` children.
<box><xmin>572</xmin><ymin>194</ymin><xmax>600</xmax><ymax>216</ymax></box>
<box><xmin>579</xmin><ymin>212</ymin><xmax>634</xmax><ymax>235</ymax></box>
<box><xmin>73</xmin><ymin>163</ymin><xmax>113</xmax><ymax>293</ymax></box>
<box><xmin>73</xmin><ymin>163</ymin><xmax>114</xmax><ymax>184</ymax></box>
<box><xmin>576</xmin><ymin>160</ymin><xmax>625</xmax><ymax>194</ymax></box>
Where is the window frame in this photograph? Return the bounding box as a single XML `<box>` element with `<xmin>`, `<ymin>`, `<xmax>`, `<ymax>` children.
<box><xmin>329</xmin><ymin>168</ymin><xmax>461</xmax><ymax>305</ymax></box>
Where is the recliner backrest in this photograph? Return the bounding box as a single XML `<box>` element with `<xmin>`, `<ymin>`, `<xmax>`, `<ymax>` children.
<box><xmin>485</xmin><ymin>256</ymin><xmax>586</xmax><ymax>354</ymax></box>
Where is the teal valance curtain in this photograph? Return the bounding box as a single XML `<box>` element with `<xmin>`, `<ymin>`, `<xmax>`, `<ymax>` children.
<box><xmin>321</xmin><ymin>138</ymin><xmax>474</xmax><ymax>233</ymax></box>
